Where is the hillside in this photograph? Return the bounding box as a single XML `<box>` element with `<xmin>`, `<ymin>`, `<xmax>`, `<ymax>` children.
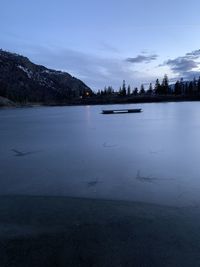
<box><xmin>0</xmin><ymin>49</ymin><xmax>92</xmax><ymax>104</ymax></box>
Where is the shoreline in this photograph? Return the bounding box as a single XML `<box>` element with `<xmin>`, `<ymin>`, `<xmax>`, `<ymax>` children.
<box><xmin>1</xmin><ymin>95</ymin><xmax>200</xmax><ymax>108</ymax></box>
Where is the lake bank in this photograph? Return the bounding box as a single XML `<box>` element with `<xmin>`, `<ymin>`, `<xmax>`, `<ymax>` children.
<box><xmin>2</xmin><ymin>95</ymin><xmax>200</xmax><ymax>108</ymax></box>
<box><xmin>0</xmin><ymin>195</ymin><xmax>200</xmax><ymax>267</ymax></box>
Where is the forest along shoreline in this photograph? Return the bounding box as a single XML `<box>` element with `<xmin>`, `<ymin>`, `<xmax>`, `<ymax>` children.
<box><xmin>2</xmin><ymin>95</ymin><xmax>200</xmax><ymax>108</ymax></box>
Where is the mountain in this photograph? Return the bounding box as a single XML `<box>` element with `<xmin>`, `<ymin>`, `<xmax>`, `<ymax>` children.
<box><xmin>0</xmin><ymin>49</ymin><xmax>92</xmax><ymax>104</ymax></box>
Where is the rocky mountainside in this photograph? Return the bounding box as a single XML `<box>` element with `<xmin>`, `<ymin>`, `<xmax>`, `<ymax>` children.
<box><xmin>0</xmin><ymin>49</ymin><xmax>92</xmax><ymax>104</ymax></box>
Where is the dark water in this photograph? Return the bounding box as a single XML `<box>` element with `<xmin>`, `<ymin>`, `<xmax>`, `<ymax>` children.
<box><xmin>1</xmin><ymin>102</ymin><xmax>200</xmax><ymax>206</ymax></box>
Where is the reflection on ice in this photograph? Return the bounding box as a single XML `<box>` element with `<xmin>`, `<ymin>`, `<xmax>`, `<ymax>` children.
<box><xmin>11</xmin><ymin>149</ymin><xmax>41</xmax><ymax>157</ymax></box>
<box><xmin>1</xmin><ymin>102</ymin><xmax>200</xmax><ymax>207</ymax></box>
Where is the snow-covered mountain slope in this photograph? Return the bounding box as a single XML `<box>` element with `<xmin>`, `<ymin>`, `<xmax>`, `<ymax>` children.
<box><xmin>0</xmin><ymin>49</ymin><xmax>92</xmax><ymax>103</ymax></box>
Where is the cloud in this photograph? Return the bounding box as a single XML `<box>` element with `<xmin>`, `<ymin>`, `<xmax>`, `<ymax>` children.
<box><xmin>165</xmin><ymin>57</ymin><xmax>198</xmax><ymax>73</ymax></box>
<box><xmin>126</xmin><ymin>54</ymin><xmax>158</xmax><ymax>64</ymax></box>
<box><xmin>185</xmin><ymin>49</ymin><xmax>200</xmax><ymax>59</ymax></box>
<box><xmin>163</xmin><ymin>49</ymin><xmax>200</xmax><ymax>77</ymax></box>
<box><xmin>25</xmin><ymin>46</ymin><xmax>152</xmax><ymax>90</ymax></box>
<box><xmin>3</xmin><ymin>41</ymin><xmax>159</xmax><ymax>90</ymax></box>
<box><xmin>180</xmin><ymin>70</ymin><xmax>200</xmax><ymax>81</ymax></box>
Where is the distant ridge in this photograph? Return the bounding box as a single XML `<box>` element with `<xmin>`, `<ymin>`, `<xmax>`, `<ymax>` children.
<box><xmin>0</xmin><ymin>49</ymin><xmax>92</xmax><ymax>104</ymax></box>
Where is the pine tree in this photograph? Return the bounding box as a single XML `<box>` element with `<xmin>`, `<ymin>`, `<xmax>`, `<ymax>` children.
<box><xmin>161</xmin><ymin>74</ymin><xmax>169</xmax><ymax>94</ymax></box>
<box><xmin>197</xmin><ymin>77</ymin><xmax>200</xmax><ymax>94</ymax></box>
<box><xmin>118</xmin><ymin>86</ymin><xmax>122</xmax><ymax>95</ymax></box>
<box><xmin>174</xmin><ymin>81</ymin><xmax>181</xmax><ymax>95</ymax></box>
<box><xmin>154</xmin><ymin>79</ymin><xmax>161</xmax><ymax>95</ymax></box>
<box><xmin>107</xmin><ymin>86</ymin><xmax>113</xmax><ymax>94</ymax></box>
<box><xmin>193</xmin><ymin>77</ymin><xmax>197</xmax><ymax>94</ymax></box>
<box><xmin>139</xmin><ymin>84</ymin><xmax>145</xmax><ymax>95</ymax></box>
<box><xmin>180</xmin><ymin>78</ymin><xmax>184</xmax><ymax>95</ymax></box>
<box><xmin>147</xmin><ymin>83</ymin><xmax>153</xmax><ymax>95</ymax></box>
<box><xmin>184</xmin><ymin>82</ymin><xmax>189</xmax><ymax>95</ymax></box>
<box><xmin>188</xmin><ymin>81</ymin><xmax>193</xmax><ymax>95</ymax></box>
<box><xmin>133</xmin><ymin>87</ymin><xmax>138</xmax><ymax>96</ymax></box>
<box><xmin>122</xmin><ymin>80</ymin><xmax>126</xmax><ymax>96</ymax></box>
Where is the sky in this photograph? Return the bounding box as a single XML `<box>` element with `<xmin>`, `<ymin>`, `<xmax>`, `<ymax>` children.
<box><xmin>1</xmin><ymin>0</ymin><xmax>200</xmax><ymax>91</ymax></box>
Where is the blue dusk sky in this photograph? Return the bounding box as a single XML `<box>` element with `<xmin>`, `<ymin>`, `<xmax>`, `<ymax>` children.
<box><xmin>1</xmin><ymin>0</ymin><xmax>200</xmax><ymax>90</ymax></box>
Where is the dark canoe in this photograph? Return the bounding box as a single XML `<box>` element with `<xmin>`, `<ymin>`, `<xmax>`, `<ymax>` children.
<box><xmin>102</xmin><ymin>108</ymin><xmax>142</xmax><ymax>114</ymax></box>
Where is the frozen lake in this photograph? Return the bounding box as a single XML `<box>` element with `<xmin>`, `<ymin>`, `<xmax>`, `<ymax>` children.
<box><xmin>1</xmin><ymin>102</ymin><xmax>200</xmax><ymax>207</ymax></box>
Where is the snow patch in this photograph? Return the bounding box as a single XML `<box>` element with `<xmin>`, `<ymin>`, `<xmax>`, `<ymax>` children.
<box><xmin>17</xmin><ymin>65</ymin><xmax>32</xmax><ymax>79</ymax></box>
<box><xmin>42</xmin><ymin>69</ymin><xmax>64</xmax><ymax>75</ymax></box>
<box><xmin>43</xmin><ymin>70</ymin><xmax>50</xmax><ymax>74</ymax></box>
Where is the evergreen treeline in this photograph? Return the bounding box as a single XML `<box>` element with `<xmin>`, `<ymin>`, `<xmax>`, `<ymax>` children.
<box><xmin>97</xmin><ymin>75</ymin><xmax>200</xmax><ymax>97</ymax></box>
